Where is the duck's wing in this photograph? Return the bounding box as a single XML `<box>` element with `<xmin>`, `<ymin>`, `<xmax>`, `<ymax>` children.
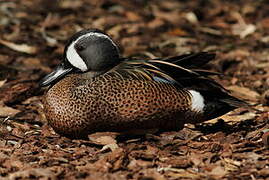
<box><xmin>110</xmin><ymin>53</ymin><xmax>248</xmax><ymax>108</ymax></box>
<box><xmin>111</xmin><ymin>57</ymin><xmax>200</xmax><ymax>85</ymax></box>
<box><xmin>112</xmin><ymin>52</ymin><xmax>218</xmax><ymax>84</ymax></box>
<box><xmin>113</xmin><ymin>53</ymin><xmax>211</xmax><ymax>83</ymax></box>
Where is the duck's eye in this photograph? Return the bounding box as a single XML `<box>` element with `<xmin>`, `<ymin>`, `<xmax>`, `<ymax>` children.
<box><xmin>75</xmin><ymin>44</ymin><xmax>85</xmax><ymax>51</ymax></box>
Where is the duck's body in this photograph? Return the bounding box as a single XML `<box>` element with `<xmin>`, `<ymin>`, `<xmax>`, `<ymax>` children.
<box><xmin>44</xmin><ymin>73</ymin><xmax>192</xmax><ymax>137</ymax></box>
<box><xmin>40</xmin><ymin>29</ymin><xmax>246</xmax><ymax>138</ymax></box>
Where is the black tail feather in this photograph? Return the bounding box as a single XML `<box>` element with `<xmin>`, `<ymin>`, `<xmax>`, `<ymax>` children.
<box><xmin>165</xmin><ymin>52</ymin><xmax>216</xmax><ymax>69</ymax></box>
<box><xmin>220</xmin><ymin>96</ymin><xmax>250</xmax><ymax>108</ymax></box>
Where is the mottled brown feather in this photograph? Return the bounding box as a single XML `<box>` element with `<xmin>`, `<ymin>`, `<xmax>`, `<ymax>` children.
<box><xmin>43</xmin><ymin>72</ymin><xmax>203</xmax><ymax>137</ymax></box>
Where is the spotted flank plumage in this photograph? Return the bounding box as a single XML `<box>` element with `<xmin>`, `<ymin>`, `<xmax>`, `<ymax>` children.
<box><xmin>40</xmin><ymin>29</ymin><xmax>248</xmax><ymax>138</ymax></box>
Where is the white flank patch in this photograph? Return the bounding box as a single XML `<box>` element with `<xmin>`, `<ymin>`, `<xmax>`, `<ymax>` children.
<box><xmin>188</xmin><ymin>90</ymin><xmax>205</xmax><ymax>112</ymax></box>
<box><xmin>66</xmin><ymin>32</ymin><xmax>118</xmax><ymax>72</ymax></box>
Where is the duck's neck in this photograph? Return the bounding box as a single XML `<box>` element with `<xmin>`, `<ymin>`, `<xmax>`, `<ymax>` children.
<box><xmin>79</xmin><ymin>61</ymin><xmax>122</xmax><ymax>79</ymax></box>
<box><xmin>80</xmin><ymin>70</ymin><xmax>108</xmax><ymax>79</ymax></box>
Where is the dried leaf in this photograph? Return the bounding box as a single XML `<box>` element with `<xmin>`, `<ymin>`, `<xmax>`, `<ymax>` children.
<box><xmin>7</xmin><ymin>168</ymin><xmax>56</xmax><ymax>180</ymax></box>
<box><xmin>232</xmin><ymin>23</ymin><xmax>256</xmax><ymax>39</ymax></box>
<box><xmin>231</xmin><ymin>12</ymin><xmax>256</xmax><ymax>39</ymax></box>
<box><xmin>158</xmin><ymin>167</ymin><xmax>201</xmax><ymax>179</ymax></box>
<box><xmin>261</xmin><ymin>90</ymin><xmax>269</xmax><ymax>105</ymax></box>
<box><xmin>147</xmin><ymin>18</ymin><xmax>165</xmax><ymax>29</ymax></box>
<box><xmin>168</xmin><ymin>28</ymin><xmax>188</xmax><ymax>36</ymax></box>
<box><xmin>88</xmin><ymin>132</ymin><xmax>118</xmax><ymax>145</ymax></box>
<box><xmin>223</xmin><ymin>158</ymin><xmax>241</xmax><ymax>171</ymax></box>
<box><xmin>0</xmin><ymin>102</ymin><xmax>20</xmax><ymax>117</ymax></box>
<box><xmin>0</xmin><ymin>79</ymin><xmax>6</xmax><ymax>88</ymax></box>
<box><xmin>100</xmin><ymin>143</ymin><xmax>119</xmax><ymax>152</ymax></box>
<box><xmin>125</xmin><ymin>11</ymin><xmax>141</xmax><ymax>22</ymax></box>
<box><xmin>262</xmin><ymin>131</ymin><xmax>269</xmax><ymax>147</ymax></box>
<box><xmin>226</xmin><ymin>85</ymin><xmax>260</xmax><ymax>102</ymax></box>
<box><xmin>59</xmin><ymin>0</ymin><xmax>83</xmax><ymax>9</ymax></box>
<box><xmin>209</xmin><ymin>166</ymin><xmax>226</xmax><ymax>178</ymax></box>
<box><xmin>207</xmin><ymin>110</ymin><xmax>256</xmax><ymax>124</ymax></box>
<box><xmin>139</xmin><ymin>169</ymin><xmax>166</xmax><ymax>180</ymax></box>
<box><xmin>0</xmin><ymin>124</ymin><xmax>10</xmax><ymax>138</ymax></box>
<box><xmin>0</xmin><ymin>39</ymin><xmax>37</xmax><ymax>54</ymax></box>
<box><xmin>20</xmin><ymin>57</ymin><xmax>51</xmax><ymax>72</ymax></box>
<box><xmin>0</xmin><ymin>82</ymin><xmax>38</xmax><ymax>104</ymax></box>
<box><xmin>185</xmin><ymin>12</ymin><xmax>198</xmax><ymax>24</ymax></box>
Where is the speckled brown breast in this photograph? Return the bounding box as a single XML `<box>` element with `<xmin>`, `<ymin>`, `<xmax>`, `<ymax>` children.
<box><xmin>43</xmin><ymin>73</ymin><xmax>199</xmax><ymax>137</ymax></box>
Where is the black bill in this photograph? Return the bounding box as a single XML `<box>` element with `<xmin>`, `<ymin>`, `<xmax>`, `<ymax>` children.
<box><xmin>39</xmin><ymin>63</ymin><xmax>73</xmax><ymax>87</ymax></box>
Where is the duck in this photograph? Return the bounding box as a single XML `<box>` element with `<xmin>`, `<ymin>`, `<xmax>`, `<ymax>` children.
<box><xmin>40</xmin><ymin>29</ymin><xmax>247</xmax><ymax>138</ymax></box>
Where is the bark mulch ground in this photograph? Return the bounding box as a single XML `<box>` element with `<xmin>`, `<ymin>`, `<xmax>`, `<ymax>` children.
<box><xmin>0</xmin><ymin>0</ymin><xmax>269</xmax><ymax>179</ymax></box>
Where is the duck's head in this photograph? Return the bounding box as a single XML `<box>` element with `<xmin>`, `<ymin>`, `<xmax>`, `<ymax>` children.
<box><xmin>40</xmin><ymin>29</ymin><xmax>120</xmax><ymax>87</ymax></box>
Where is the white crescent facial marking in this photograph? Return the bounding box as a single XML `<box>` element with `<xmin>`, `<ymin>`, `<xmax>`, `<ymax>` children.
<box><xmin>66</xmin><ymin>42</ymin><xmax>88</xmax><ymax>71</ymax></box>
<box><xmin>189</xmin><ymin>90</ymin><xmax>205</xmax><ymax>112</ymax></box>
<box><xmin>66</xmin><ymin>32</ymin><xmax>118</xmax><ymax>72</ymax></box>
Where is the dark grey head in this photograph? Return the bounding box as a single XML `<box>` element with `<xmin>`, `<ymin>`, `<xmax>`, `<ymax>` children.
<box><xmin>40</xmin><ymin>29</ymin><xmax>121</xmax><ymax>86</ymax></box>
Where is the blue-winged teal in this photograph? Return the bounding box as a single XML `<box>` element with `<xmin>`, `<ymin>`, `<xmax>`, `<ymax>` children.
<box><xmin>40</xmin><ymin>29</ymin><xmax>247</xmax><ymax>138</ymax></box>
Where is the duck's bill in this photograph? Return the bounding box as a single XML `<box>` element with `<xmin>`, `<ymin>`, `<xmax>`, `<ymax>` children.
<box><xmin>39</xmin><ymin>63</ymin><xmax>73</xmax><ymax>87</ymax></box>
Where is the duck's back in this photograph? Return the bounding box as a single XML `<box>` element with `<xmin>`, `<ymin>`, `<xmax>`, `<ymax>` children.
<box><xmin>43</xmin><ymin>73</ymin><xmax>201</xmax><ymax>137</ymax></box>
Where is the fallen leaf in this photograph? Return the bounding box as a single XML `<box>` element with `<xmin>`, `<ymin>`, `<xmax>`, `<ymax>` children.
<box><xmin>232</xmin><ymin>23</ymin><xmax>256</xmax><ymax>39</ymax></box>
<box><xmin>7</xmin><ymin>168</ymin><xmax>56</xmax><ymax>180</ymax></box>
<box><xmin>198</xmin><ymin>27</ymin><xmax>222</xmax><ymax>36</ymax></box>
<box><xmin>41</xmin><ymin>31</ymin><xmax>58</xmax><ymax>47</ymax></box>
<box><xmin>184</xmin><ymin>12</ymin><xmax>198</xmax><ymax>24</ymax></box>
<box><xmin>88</xmin><ymin>132</ymin><xmax>120</xmax><ymax>151</ymax></box>
<box><xmin>262</xmin><ymin>131</ymin><xmax>269</xmax><ymax>147</ymax></box>
<box><xmin>231</xmin><ymin>12</ymin><xmax>256</xmax><ymax>39</ymax></box>
<box><xmin>223</xmin><ymin>158</ymin><xmax>241</xmax><ymax>171</ymax></box>
<box><xmin>107</xmin><ymin>25</ymin><xmax>124</xmax><ymax>39</ymax></box>
<box><xmin>152</xmin><ymin>6</ymin><xmax>182</xmax><ymax>24</ymax></box>
<box><xmin>0</xmin><ymin>79</ymin><xmax>6</xmax><ymax>88</ymax></box>
<box><xmin>0</xmin><ymin>101</ymin><xmax>20</xmax><ymax>117</ymax></box>
<box><xmin>90</xmin><ymin>148</ymin><xmax>125</xmax><ymax>172</ymax></box>
<box><xmin>209</xmin><ymin>166</ymin><xmax>226</xmax><ymax>178</ymax></box>
<box><xmin>158</xmin><ymin>167</ymin><xmax>201</xmax><ymax>179</ymax></box>
<box><xmin>189</xmin><ymin>153</ymin><xmax>203</xmax><ymax>166</ymax></box>
<box><xmin>100</xmin><ymin>143</ymin><xmax>119</xmax><ymax>152</ymax></box>
<box><xmin>157</xmin><ymin>166</ymin><xmax>185</xmax><ymax>173</ymax></box>
<box><xmin>59</xmin><ymin>0</ymin><xmax>83</xmax><ymax>9</ymax></box>
<box><xmin>261</xmin><ymin>90</ymin><xmax>269</xmax><ymax>105</ymax></box>
<box><xmin>260</xmin><ymin>17</ymin><xmax>269</xmax><ymax>29</ymax></box>
<box><xmin>139</xmin><ymin>169</ymin><xmax>166</xmax><ymax>180</ymax></box>
<box><xmin>147</xmin><ymin>18</ymin><xmax>165</xmax><ymax>29</ymax></box>
<box><xmin>125</xmin><ymin>11</ymin><xmax>141</xmax><ymax>22</ymax></box>
<box><xmin>259</xmin><ymin>168</ymin><xmax>269</xmax><ymax>177</ymax></box>
<box><xmin>0</xmin><ymin>39</ymin><xmax>37</xmax><ymax>54</ymax></box>
<box><xmin>226</xmin><ymin>85</ymin><xmax>260</xmax><ymax>102</ymax></box>
<box><xmin>127</xmin><ymin>159</ymin><xmax>153</xmax><ymax>170</ymax></box>
<box><xmin>0</xmin><ymin>82</ymin><xmax>38</xmax><ymax>104</ymax></box>
<box><xmin>207</xmin><ymin>110</ymin><xmax>256</xmax><ymax>124</ymax></box>
<box><xmin>19</xmin><ymin>57</ymin><xmax>51</xmax><ymax>72</ymax></box>
<box><xmin>168</xmin><ymin>28</ymin><xmax>188</xmax><ymax>36</ymax></box>
<box><xmin>0</xmin><ymin>124</ymin><xmax>9</xmax><ymax>138</ymax></box>
<box><xmin>88</xmin><ymin>132</ymin><xmax>118</xmax><ymax>145</ymax></box>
